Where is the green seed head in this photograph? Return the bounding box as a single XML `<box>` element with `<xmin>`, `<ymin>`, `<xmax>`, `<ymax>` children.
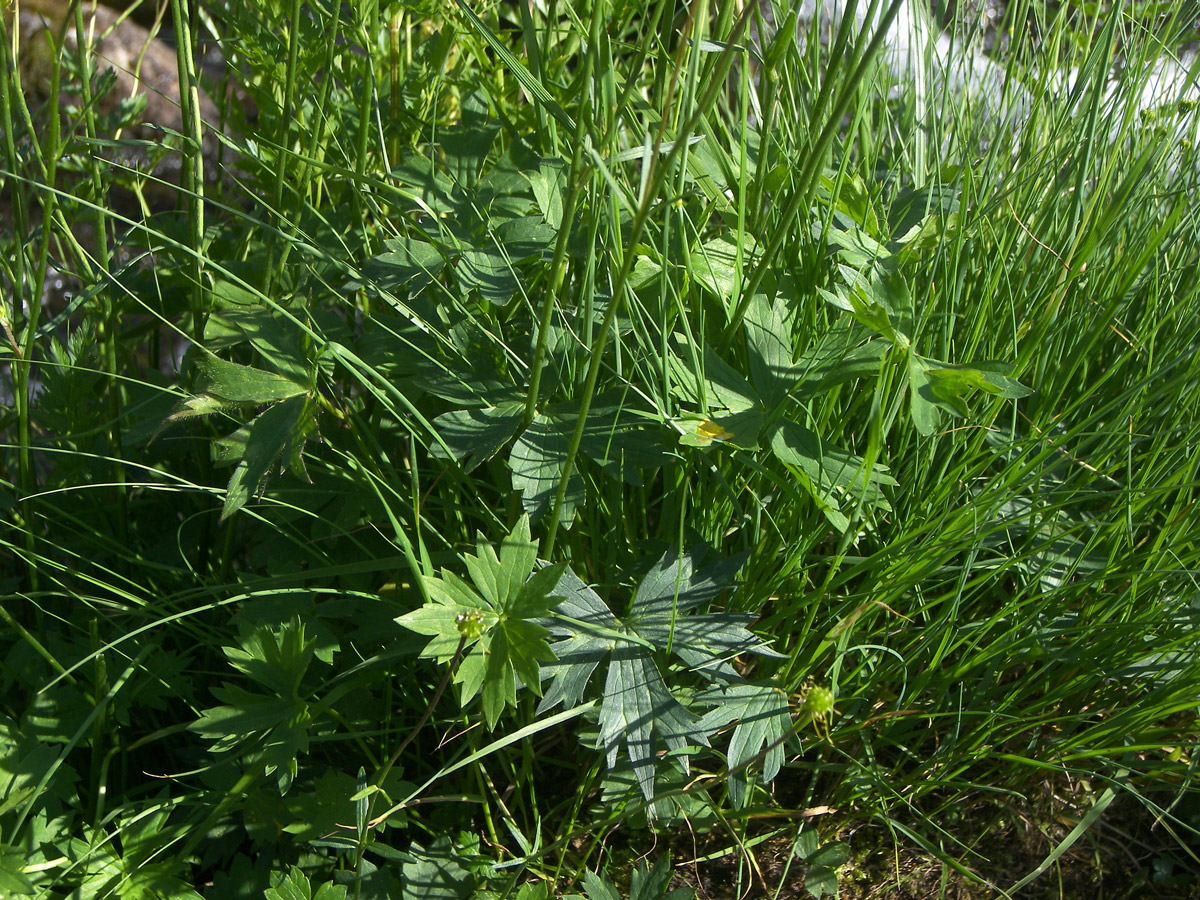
<box><xmin>804</xmin><ymin>686</ymin><xmax>835</xmax><ymax>718</ymax></box>
<box><xmin>455</xmin><ymin>609</ymin><xmax>486</xmax><ymax>640</ymax></box>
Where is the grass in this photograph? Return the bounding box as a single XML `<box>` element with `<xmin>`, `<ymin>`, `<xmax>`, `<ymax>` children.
<box><xmin>1</xmin><ymin>0</ymin><xmax>1199</xmax><ymax>897</ymax></box>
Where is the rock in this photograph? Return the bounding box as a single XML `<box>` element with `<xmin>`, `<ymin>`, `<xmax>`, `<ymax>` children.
<box><xmin>7</xmin><ymin>0</ymin><xmax>225</xmax><ymax>211</ymax></box>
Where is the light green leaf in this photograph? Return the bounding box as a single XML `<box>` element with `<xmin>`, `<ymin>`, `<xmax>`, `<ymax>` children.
<box><xmin>668</xmin><ymin>339</ymin><xmax>758</xmax><ymax>413</ymax></box>
<box><xmin>193</xmin><ymin>354</ymin><xmax>308</xmax><ymax>404</ymax></box>
<box><xmin>580</xmin><ymin>871</ymin><xmax>620</xmax><ymax>900</ymax></box>
<box><xmin>770</xmin><ymin>420</ymin><xmax>896</xmax><ymax>528</ymax></box>
<box><xmin>690</xmin><ymin>234</ymin><xmax>760</xmax><ymax>309</ymax></box>
<box><xmin>677</xmin><ymin>409</ymin><xmax>764</xmax><ymax>451</ymax></box>
<box><xmin>793</xmin><ymin>339</ymin><xmax>888</xmax><ymax>401</ymax></box>
<box><xmin>203</xmin><ymin>308</ymin><xmax>312</xmax><ymax>385</ymax></box>
<box><xmin>266</xmin><ymin>867</ymin><xmax>313</xmax><ymax>900</ymax></box>
<box><xmin>0</xmin><ymin>845</ymin><xmax>33</xmax><ymax>897</ymax></box>
<box><xmin>700</xmin><ymin>682</ymin><xmax>792</xmax><ymax>806</ymax></box>
<box><xmin>744</xmin><ymin>294</ymin><xmax>796</xmax><ymax>408</ymax></box>
<box><xmin>908</xmin><ymin>351</ymin><xmax>940</xmax><ymax>436</ymax></box>
<box><xmin>494</xmin><ymin>215</ymin><xmax>555</xmax><ymax>262</ymax></box>
<box><xmin>827</xmin><ymin>172</ymin><xmax>883</xmax><ymax>239</ymax></box>
<box><xmin>396</xmin><ymin>518</ymin><xmax>561</xmax><ymax>727</ymax></box>
<box><xmin>526</xmin><ymin>158</ymin><xmax>567</xmax><ymax>229</ymax></box>
<box><xmin>165</xmin><ymin>392</ymin><xmax>230</xmax><ymax>422</ymax></box>
<box><xmin>443</xmin><ymin>93</ymin><xmax>499</xmax><ymax>189</ymax></box>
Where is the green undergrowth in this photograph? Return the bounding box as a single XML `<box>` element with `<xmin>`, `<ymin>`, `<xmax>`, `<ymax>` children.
<box><xmin>1</xmin><ymin>0</ymin><xmax>1198</xmax><ymax>897</ymax></box>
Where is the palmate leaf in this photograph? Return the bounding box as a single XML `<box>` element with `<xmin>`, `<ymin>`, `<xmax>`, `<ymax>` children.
<box><xmin>430</xmin><ymin>403</ymin><xmax>525</xmax><ymax>473</ymax></box>
<box><xmin>599</xmin><ymin>649</ymin><xmax>710</xmax><ymax>799</ymax></box>
<box><xmin>396</xmin><ymin>517</ymin><xmax>561</xmax><ymax>728</ymax></box>
<box><xmin>907</xmin><ymin>351</ymin><xmax>1034</xmax><ymax>436</ymax></box>
<box><xmin>699</xmin><ymin>682</ymin><xmax>793</xmax><ymax>807</ymax></box>
<box><xmin>667</xmin><ymin>295</ymin><xmax>896</xmax><ymax>528</ymax></box>
<box><xmin>539</xmin><ymin>546</ymin><xmax>781</xmax><ymax>801</ymax></box>
<box><xmin>190</xmin><ymin>620</ymin><xmax>319</xmax><ymax>793</ymax></box>
<box><xmin>0</xmin><ymin>844</ymin><xmax>33</xmax><ymax>897</ymax></box>
<box><xmin>266</xmin><ymin>867</ymin><xmax>348</xmax><ymax>900</ymax></box>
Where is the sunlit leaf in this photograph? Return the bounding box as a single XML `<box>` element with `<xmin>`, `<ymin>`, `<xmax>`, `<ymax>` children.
<box><xmin>699</xmin><ymin>682</ymin><xmax>793</xmax><ymax>806</ymax></box>
<box><xmin>539</xmin><ymin>547</ymin><xmax>780</xmax><ymax>800</ymax></box>
<box><xmin>397</xmin><ymin>517</ymin><xmax>562</xmax><ymax>727</ymax></box>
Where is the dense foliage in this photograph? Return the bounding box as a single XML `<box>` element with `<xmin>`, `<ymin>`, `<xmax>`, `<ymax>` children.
<box><xmin>2</xmin><ymin>0</ymin><xmax>1199</xmax><ymax>896</ymax></box>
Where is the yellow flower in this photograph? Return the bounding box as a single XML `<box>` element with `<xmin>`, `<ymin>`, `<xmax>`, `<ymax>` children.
<box><xmin>696</xmin><ymin>419</ymin><xmax>734</xmax><ymax>444</ymax></box>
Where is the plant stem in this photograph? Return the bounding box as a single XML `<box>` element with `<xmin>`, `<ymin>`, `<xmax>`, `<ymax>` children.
<box><xmin>169</xmin><ymin>0</ymin><xmax>206</xmax><ymax>340</ymax></box>
<box><xmin>375</xmin><ymin>635</ymin><xmax>466</xmax><ymax>790</ymax></box>
<box><xmin>542</xmin><ymin>0</ymin><xmax>755</xmax><ymax>556</ymax></box>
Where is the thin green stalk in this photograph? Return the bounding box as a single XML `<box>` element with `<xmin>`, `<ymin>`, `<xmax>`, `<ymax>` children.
<box><xmin>542</xmin><ymin>0</ymin><xmax>755</xmax><ymax>556</ymax></box>
<box><xmin>353</xmin><ymin>0</ymin><xmax>381</xmax><ymax>245</ymax></box>
<box><xmin>389</xmin><ymin>5</ymin><xmax>402</xmax><ymax>167</ymax></box>
<box><xmin>375</xmin><ymin>635</ymin><xmax>465</xmax><ymax>791</ymax></box>
<box><xmin>523</xmin><ymin>6</ymin><xmax>597</xmax><ymax>428</ymax></box>
<box><xmin>168</xmin><ymin>0</ymin><xmax>206</xmax><ymax>339</ymax></box>
<box><xmin>262</xmin><ymin>0</ymin><xmax>304</xmax><ymax>296</ymax></box>
<box><xmin>1</xmin><ymin>7</ymin><xmax>66</xmax><ymax>598</ymax></box>
<box><xmin>272</xmin><ymin>2</ymin><xmax>343</xmax><ymax>281</ymax></box>
<box><xmin>524</xmin><ymin>138</ymin><xmax>588</xmax><ymax>427</ymax></box>
<box><xmin>72</xmin><ymin>0</ymin><xmax>128</xmax><ymax>554</ymax></box>
<box><xmin>720</xmin><ymin>0</ymin><xmax>906</xmax><ymax>347</ymax></box>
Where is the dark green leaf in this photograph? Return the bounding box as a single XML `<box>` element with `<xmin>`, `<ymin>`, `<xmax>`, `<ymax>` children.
<box><xmin>494</xmin><ymin>215</ymin><xmax>556</xmax><ymax>262</ymax></box>
<box><xmin>770</xmin><ymin>420</ymin><xmax>896</xmax><ymax>529</ymax></box>
<box><xmin>223</xmin><ymin>617</ymin><xmax>320</xmax><ymax>697</ymax></box>
<box><xmin>600</xmin><ymin>648</ymin><xmax>709</xmax><ymax>800</ymax></box>
<box><xmin>510</xmin><ymin>416</ymin><xmax>583</xmax><ymax>524</ymax></box>
<box><xmin>630</xmin><ymin>856</ymin><xmax>674</xmax><ymax>900</ymax></box>
<box><xmin>805</xmin><ymin>841</ymin><xmax>851</xmax><ymax>898</ymax></box>
<box><xmin>569</xmin><ymin>392</ymin><xmax>670</xmax><ymax>481</ymax></box>
<box><xmin>191</xmin><ymin>620</ymin><xmax>318</xmax><ymax>793</ymax></box>
<box><xmin>431</xmin><ymin>403</ymin><xmax>525</xmax><ymax>472</ymax></box>
<box><xmin>192</xmin><ymin>685</ymin><xmax>311</xmax><ymax>793</ymax></box>
<box><xmin>539</xmin><ymin>548</ymin><xmax>779</xmax><ymax>800</ymax></box>
<box><xmin>401</xmin><ymin>838</ymin><xmax>474</xmax><ymax>900</ymax></box>
<box><xmin>214</xmin><ymin>395</ymin><xmax>314</xmax><ymax>520</ymax></box>
<box><xmin>357</xmin><ymin>236</ymin><xmax>447</xmax><ymax>293</ymax></box>
<box><xmin>451</xmin><ymin>0</ymin><xmax>575</xmax><ymax>131</ymax></box>
<box><xmin>458</xmin><ymin>245</ymin><xmax>519</xmax><ymax>307</ymax></box>
<box><xmin>443</xmin><ymin>93</ymin><xmax>499</xmax><ymax>190</ymax></box>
